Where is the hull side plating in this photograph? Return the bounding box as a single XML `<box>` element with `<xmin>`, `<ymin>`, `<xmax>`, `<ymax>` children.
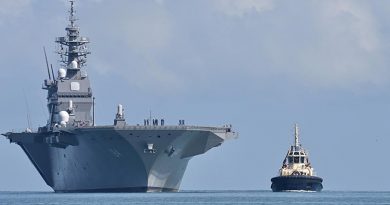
<box><xmin>271</xmin><ymin>176</ymin><xmax>323</xmax><ymax>192</ymax></box>
<box><xmin>13</xmin><ymin>127</ymin><xmax>225</xmax><ymax>192</ymax></box>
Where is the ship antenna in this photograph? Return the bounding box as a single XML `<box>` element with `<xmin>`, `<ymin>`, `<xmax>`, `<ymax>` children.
<box><xmin>69</xmin><ymin>0</ymin><xmax>76</xmax><ymax>27</ymax></box>
<box><xmin>93</xmin><ymin>97</ymin><xmax>95</xmax><ymax>126</ymax></box>
<box><xmin>43</xmin><ymin>47</ymin><xmax>51</xmax><ymax>81</ymax></box>
<box><xmin>294</xmin><ymin>123</ymin><xmax>300</xmax><ymax>147</ymax></box>
<box><xmin>149</xmin><ymin>110</ymin><xmax>152</xmax><ymax>124</ymax></box>
<box><xmin>56</xmin><ymin>0</ymin><xmax>90</xmax><ymax>68</ymax></box>
<box><xmin>23</xmin><ymin>89</ymin><xmax>32</xmax><ymax>131</ymax></box>
<box><xmin>50</xmin><ymin>64</ymin><xmax>56</xmax><ymax>81</ymax></box>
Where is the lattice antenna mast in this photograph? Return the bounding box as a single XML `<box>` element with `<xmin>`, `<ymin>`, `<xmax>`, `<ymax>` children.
<box><xmin>56</xmin><ymin>0</ymin><xmax>90</xmax><ymax>69</ymax></box>
<box><xmin>69</xmin><ymin>0</ymin><xmax>76</xmax><ymax>27</ymax></box>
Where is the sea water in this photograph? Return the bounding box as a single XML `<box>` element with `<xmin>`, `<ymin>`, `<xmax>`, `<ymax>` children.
<box><xmin>0</xmin><ymin>191</ymin><xmax>389</xmax><ymax>205</ymax></box>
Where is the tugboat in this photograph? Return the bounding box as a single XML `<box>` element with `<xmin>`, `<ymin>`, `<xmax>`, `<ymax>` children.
<box><xmin>271</xmin><ymin>124</ymin><xmax>323</xmax><ymax>192</ymax></box>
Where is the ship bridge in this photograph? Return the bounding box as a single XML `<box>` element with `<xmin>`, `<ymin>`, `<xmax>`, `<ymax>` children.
<box><xmin>279</xmin><ymin>124</ymin><xmax>314</xmax><ymax>177</ymax></box>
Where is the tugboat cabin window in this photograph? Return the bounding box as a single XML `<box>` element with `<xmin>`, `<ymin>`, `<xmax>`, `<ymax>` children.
<box><xmin>294</xmin><ymin>157</ymin><xmax>299</xmax><ymax>163</ymax></box>
<box><xmin>300</xmin><ymin>157</ymin><xmax>305</xmax><ymax>163</ymax></box>
<box><xmin>288</xmin><ymin>157</ymin><xmax>293</xmax><ymax>163</ymax></box>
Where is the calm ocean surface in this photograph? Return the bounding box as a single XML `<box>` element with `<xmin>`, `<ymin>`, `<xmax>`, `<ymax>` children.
<box><xmin>0</xmin><ymin>191</ymin><xmax>389</xmax><ymax>205</ymax></box>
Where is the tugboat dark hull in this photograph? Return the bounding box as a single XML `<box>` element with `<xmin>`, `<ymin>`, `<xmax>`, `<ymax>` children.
<box><xmin>271</xmin><ymin>176</ymin><xmax>323</xmax><ymax>192</ymax></box>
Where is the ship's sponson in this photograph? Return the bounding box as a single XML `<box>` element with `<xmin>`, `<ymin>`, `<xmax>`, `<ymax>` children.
<box><xmin>3</xmin><ymin>125</ymin><xmax>236</xmax><ymax>192</ymax></box>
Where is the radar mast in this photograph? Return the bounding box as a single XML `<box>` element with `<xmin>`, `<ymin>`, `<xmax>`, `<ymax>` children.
<box><xmin>56</xmin><ymin>0</ymin><xmax>90</xmax><ymax>70</ymax></box>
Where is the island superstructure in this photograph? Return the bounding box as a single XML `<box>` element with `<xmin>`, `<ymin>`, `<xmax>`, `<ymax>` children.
<box><xmin>271</xmin><ymin>124</ymin><xmax>323</xmax><ymax>192</ymax></box>
<box><xmin>2</xmin><ymin>1</ymin><xmax>236</xmax><ymax>193</ymax></box>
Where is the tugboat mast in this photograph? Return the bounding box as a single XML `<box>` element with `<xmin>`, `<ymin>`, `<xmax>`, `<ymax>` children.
<box><xmin>294</xmin><ymin>124</ymin><xmax>300</xmax><ymax>147</ymax></box>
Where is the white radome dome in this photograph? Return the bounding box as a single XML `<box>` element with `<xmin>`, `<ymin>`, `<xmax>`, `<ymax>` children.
<box><xmin>58</xmin><ymin>68</ymin><xmax>67</xmax><ymax>79</ymax></box>
<box><xmin>60</xmin><ymin>121</ymin><xmax>67</xmax><ymax>127</ymax></box>
<box><xmin>71</xmin><ymin>60</ymin><xmax>78</xmax><ymax>69</ymax></box>
<box><xmin>59</xmin><ymin>111</ymin><xmax>70</xmax><ymax>125</ymax></box>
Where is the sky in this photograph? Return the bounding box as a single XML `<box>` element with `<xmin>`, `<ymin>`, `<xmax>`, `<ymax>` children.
<box><xmin>1</xmin><ymin>0</ymin><xmax>390</xmax><ymax>191</ymax></box>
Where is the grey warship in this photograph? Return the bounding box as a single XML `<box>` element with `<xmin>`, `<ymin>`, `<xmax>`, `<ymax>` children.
<box><xmin>2</xmin><ymin>1</ymin><xmax>236</xmax><ymax>193</ymax></box>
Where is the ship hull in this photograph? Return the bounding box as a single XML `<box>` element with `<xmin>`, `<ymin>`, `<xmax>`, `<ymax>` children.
<box><xmin>54</xmin><ymin>187</ymin><xmax>178</xmax><ymax>193</ymax></box>
<box><xmin>7</xmin><ymin>126</ymin><xmax>232</xmax><ymax>192</ymax></box>
<box><xmin>271</xmin><ymin>176</ymin><xmax>323</xmax><ymax>192</ymax></box>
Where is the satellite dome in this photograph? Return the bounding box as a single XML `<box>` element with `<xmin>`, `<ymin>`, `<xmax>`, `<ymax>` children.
<box><xmin>60</xmin><ymin>121</ymin><xmax>67</xmax><ymax>127</ymax></box>
<box><xmin>71</xmin><ymin>60</ymin><xmax>78</xmax><ymax>69</ymax></box>
<box><xmin>58</xmin><ymin>68</ymin><xmax>67</xmax><ymax>79</ymax></box>
<box><xmin>59</xmin><ymin>111</ymin><xmax>70</xmax><ymax>125</ymax></box>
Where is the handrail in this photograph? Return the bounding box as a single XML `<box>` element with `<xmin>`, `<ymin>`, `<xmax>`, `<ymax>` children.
<box><xmin>81</xmin><ymin>125</ymin><xmax>231</xmax><ymax>132</ymax></box>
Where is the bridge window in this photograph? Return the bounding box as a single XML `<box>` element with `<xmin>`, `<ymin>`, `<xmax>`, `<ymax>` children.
<box><xmin>294</xmin><ymin>157</ymin><xmax>299</xmax><ymax>163</ymax></box>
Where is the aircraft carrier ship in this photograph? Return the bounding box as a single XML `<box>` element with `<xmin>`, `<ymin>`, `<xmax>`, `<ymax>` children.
<box><xmin>271</xmin><ymin>125</ymin><xmax>323</xmax><ymax>192</ymax></box>
<box><xmin>2</xmin><ymin>1</ymin><xmax>236</xmax><ymax>193</ymax></box>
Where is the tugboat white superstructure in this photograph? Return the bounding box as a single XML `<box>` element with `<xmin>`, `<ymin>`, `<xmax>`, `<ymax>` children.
<box><xmin>2</xmin><ymin>1</ymin><xmax>236</xmax><ymax>193</ymax></box>
<box><xmin>271</xmin><ymin>124</ymin><xmax>323</xmax><ymax>192</ymax></box>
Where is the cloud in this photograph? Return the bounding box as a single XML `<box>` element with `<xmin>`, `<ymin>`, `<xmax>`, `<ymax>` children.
<box><xmin>0</xmin><ymin>0</ymin><xmax>31</xmax><ymax>23</ymax></box>
<box><xmin>207</xmin><ymin>0</ymin><xmax>386</xmax><ymax>90</ymax></box>
<box><xmin>120</xmin><ymin>9</ymin><xmax>172</xmax><ymax>53</ymax></box>
<box><xmin>291</xmin><ymin>0</ymin><xmax>385</xmax><ymax>89</ymax></box>
<box><xmin>122</xmin><ymin>57</ymin><xmax>185</xmax><ymax>93</ymax></box>
<box><xmin>213</xmin><ymin>0</ymin><xmax>274</xmax><ymax>17</ymax></box>
<box><xmin>155</xmin><ymin>0</ymin><xmax>165</xmax><ymax>5</ymax></box>
<box><xmin>321</xmin><ymin>0</ymin><xmax>380</xmax><ymax>52</ymax></box>
<box><xmin>73</xmin><ymin>0</ymin><xmax>389</xmax><ymax>93</ymax></box>
<box><xmin>84</xmin><ymin>0</ymin><xmax>178</xmax><ymax>93</ymax></box>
